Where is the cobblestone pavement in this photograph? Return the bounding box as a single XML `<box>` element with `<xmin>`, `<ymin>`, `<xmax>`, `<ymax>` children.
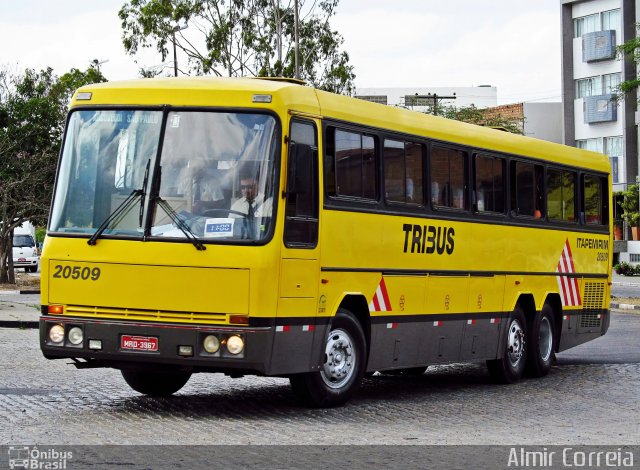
<box><xmin>2</xmin><ymin>323</ymin><xmax>639</xmax><ymax>446</ymax></box>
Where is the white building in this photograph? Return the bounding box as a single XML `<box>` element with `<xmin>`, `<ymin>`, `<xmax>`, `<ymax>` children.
<box><xmin>560</xmin><ymin>0</ymin><xmax>637</xmax><ymax>189</ymax></box>
<box><xmin>354</xmin><ymin>86</ymin><xmax>497</xmax><ymax>113</ymax></box>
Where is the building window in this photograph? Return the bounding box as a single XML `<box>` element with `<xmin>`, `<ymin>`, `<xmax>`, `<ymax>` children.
<box><xmin>355</xmin><ymin>95</ymin><xmax>388</xmax><ymax>105</ymax></box>
<box><xmin>574</xmin><ymin>9</ymin><xmax>619</xmax><ymax>37</ymax></box>
<box><xmin>574</xmin><ymin>14</ymin><xmax>598</xmax><ymax>37</ymax></box>
<box><xmin>575</xmin><ymin>76</ymin><xmax>602</xmax><ymax>98</ymax></box>
<box><xmin>383</xmin><ymin>140</ymin><xmax>423</xmax><ymax>205</ymax></box>
<box><xmin>605</xmin><ymin>136</ymin><xmax>623</xmax><ymax>184</ymax></box>
<box><xmin>603</xmin><ymin>73</ymin><xmax>621</xmax><ymax>94</ymax></box>
<box><xmin>601</xmin><ymin>9</ymin><xmax>620</xmax><ymax>30</ymax></box>
<box><xmin>576</xmin><ymin>138</ymin><xmax>603</xmax><ymax>153</ymax></box>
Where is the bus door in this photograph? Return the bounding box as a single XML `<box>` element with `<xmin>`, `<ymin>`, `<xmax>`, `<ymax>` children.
<box><xmin>270</xmin><ymin>118</ymin><xmax>321</xmax><ymax>374</ymax></box>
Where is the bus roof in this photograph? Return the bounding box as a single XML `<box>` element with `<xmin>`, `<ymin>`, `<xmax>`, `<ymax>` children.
<box><xmin>72</xmin><ymin>77</ymin><xmax>610</xmax><ymax>174</ymax></box>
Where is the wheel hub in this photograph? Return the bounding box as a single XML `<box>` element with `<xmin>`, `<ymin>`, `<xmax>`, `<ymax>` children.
<box><xmin>321</xmin><ymin>329</ymin><xmax>355</xmax><ymax>389</ymax></box>
<box><xmin>507</xmin><ymin>319</ymin><xmax>525</xmax><ymax>367</ymax></box>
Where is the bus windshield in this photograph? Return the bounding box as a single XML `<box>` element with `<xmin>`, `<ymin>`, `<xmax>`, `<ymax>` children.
<box><xmin>50</xmin><ymin>109</ymin><xmax>278</xmax><ymax>243</ymax></box>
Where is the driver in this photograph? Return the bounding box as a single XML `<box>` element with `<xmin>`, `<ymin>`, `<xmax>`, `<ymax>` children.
<box><xmin>229</xmin><ymin>173</ymin><xmax>272</xmax><ymax>218</ymax></box>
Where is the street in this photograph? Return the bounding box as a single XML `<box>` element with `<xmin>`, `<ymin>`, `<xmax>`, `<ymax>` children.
<box><xmin>1</xmin><ymin>311</ymin><xmax>639</xmax><ymax>446</ymax></box>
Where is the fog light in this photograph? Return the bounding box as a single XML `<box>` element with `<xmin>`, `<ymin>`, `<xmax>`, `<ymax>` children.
<box><xmin>88</xmin><ymin>339</ymin><xmax>102</xmax><ymax>350</ymax></box>
<box><xmin>48</xmin><ymin>324</ymin><xmax>65</xmax><ymax>344</ymax></box>
<box><xmin>178</xmin><ymin>345</ymin><xmax>193</xmax><ymax>357</ymax></box>
<box><xmin>203</xmin><ymin>335</ymin><xmax>220</xmax><ymax>353</ymax></box>
<box><xmin>226</xmin><ymin>335</ymin><xmax>244</xmax><ymax>355</ymax></box>
<box><xmin>68</xmin><ymin>326</ymin><xmax>83</xmax><ymax>345</ymax></box>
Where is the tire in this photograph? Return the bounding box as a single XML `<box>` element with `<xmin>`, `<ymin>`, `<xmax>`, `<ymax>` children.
<box><xmin>487</xmin><ymin>305</ymin><xmax>527</xmax><ymax>384</ymax></box>
<box><xmin>289</xmin><ymin>309</ymin><xmax>367</xmax><ymax>407</ymax></box>
<box><xmin>121</xmin><ymin>369</ymin><xmax>191</xmax><ymax>397</ymax></box>
<box><xmin>525</xmin><ymin>303</ymin><xmax>556</xmax><ymax>378</ymax></box>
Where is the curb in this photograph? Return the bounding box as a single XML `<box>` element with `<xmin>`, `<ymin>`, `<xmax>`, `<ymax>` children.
<box><xmin>610</xmin><ymin>302</ymin><xmax>640</xmax><ymax>311</ymax></box>
<box><xmin>0</xmin><ymin>290</ymin><xmax>40</xmax><ymax>295</ymax></box>
<box><xmin>0</xmin><ymin>320</ymin><xmax>39</xmax><ymax>329</ymax></box>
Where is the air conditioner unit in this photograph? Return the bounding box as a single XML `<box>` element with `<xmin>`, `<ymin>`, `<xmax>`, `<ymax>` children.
<box><xmin>583</xmin><ymin>94</ymin><xmax>617</xmax><ymax>123</ymax></box>
<box><xmin>582</xmin><ymin>30</ymin><xmax>616</xmax><ymax>62</ymax></box>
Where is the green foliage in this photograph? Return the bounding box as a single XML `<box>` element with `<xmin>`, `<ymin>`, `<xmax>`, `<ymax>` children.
<box><xmin>0</xmin><ymin>65</ymin><xmax>106</xmax><ymax>283</ymax></box>
<box><xmin>614</xmin><ymin>261</ymin><xmax>640</xmax><ymax>276</ymax></box>
<box><xmin>621</xmin><ymin>184</ymin><xmax>640</xmax><ymax>227</ymax></box>
<box><xmin>438</xmin><ymin>105</ymin><xmax>524</xmax><ymax>135</ymax></box>
<box><xmin>615</xmin><ymin>26</ymin><xmax>640</xmax><ymax>101</ymax></box>
<box><xmin>119</xmin><ymin>0</ymin><xmax>355</xmax><ymax>94</ymax></box>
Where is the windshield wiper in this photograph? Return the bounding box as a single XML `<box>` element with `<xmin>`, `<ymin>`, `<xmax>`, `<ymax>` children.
<box><xmin>87</xmin><ymin>189</ymin><xmax>142</xmax><ymax>246</ymax></box>
<box><xmin>138</xmin><ymin>159</ymin><xmax>151</xmax><ymax>227</ymax></box>
<box><xmin>154</xmin><ymin>197</ymin><xmax>206</xmax><ymax>251</ymax></box>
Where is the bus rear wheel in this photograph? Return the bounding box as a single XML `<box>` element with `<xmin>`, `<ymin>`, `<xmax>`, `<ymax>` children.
<box><xmin>525</xmin><ymin>303</ymin><xmax>556</xmax><ymax>378</ymax></box>
<box><xmin>121</xmin><ymin>369</ymin><xmax>191</xmax><ymax>397</ymax></box>
<box><xmin>487</xmin><ymin>305</ymin><xmax>527</xmax><ymax>384</ymax></box>
<box><xmin>289</xmin><ymin>309</ymin><xmax>366</xmax><ymax>407</ymax></box>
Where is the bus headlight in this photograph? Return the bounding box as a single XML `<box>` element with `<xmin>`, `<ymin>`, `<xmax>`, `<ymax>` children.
<box><xmin>48</xmin><ymin>324</ymin><xmax>65</xmax><ymax>344</ymax></box>
<box><xmin>226</xmin><ymin>335</ymin><xmax>244</xmax><ymax>355</ymax></box>
<box><xmin>68</xmin><ymin>326</ymin><xmax>84</xmax><ymax>345</ymax></box>
<box><xmin>203</xmin><ymin>335</ymin><xmax>220</xmax><ymax>354</ymax></box>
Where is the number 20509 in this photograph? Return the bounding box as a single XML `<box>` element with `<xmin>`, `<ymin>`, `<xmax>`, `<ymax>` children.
<box><xmin>52</xmin><ymin>265</ymin><xmax>101</xmax><ymax>281</ymax></box>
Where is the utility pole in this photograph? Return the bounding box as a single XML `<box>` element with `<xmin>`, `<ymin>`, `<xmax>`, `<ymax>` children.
<box><xmin>294</xmin><ymin>0</ymin><xmax>300</xmax><ymax>79</ymax></box>
<box><xmin>91</xmin><ymin>59</ymin><xmax>109</xmax><ymax>75</ymax></box>
<box><xmin>172</xmin><ymin>24</ymin><xmax>189</xmax><ymax>77</ymax></box>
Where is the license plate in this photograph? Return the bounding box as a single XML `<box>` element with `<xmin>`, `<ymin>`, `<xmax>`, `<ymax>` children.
<box><xmin>121</xmin><ymin>335</ymin><xmax>158</xmax><ymax>352</ymax></box>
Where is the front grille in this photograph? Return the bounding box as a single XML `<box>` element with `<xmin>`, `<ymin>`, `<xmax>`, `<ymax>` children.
<box><xmin>581</xmin><ymin>282</ymin><xmax>604</xmax><ymax>328</ymax></box>
<box><xmin>61</xmin><ymin>305</ymin><xmax>227</xmax><ymax>325</ymax></box>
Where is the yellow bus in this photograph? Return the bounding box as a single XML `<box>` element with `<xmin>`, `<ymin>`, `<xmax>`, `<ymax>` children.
<box><xmin>40</xmin><ymin>77</ymin><xmax>611</xmax><ymax>407</ymax></box>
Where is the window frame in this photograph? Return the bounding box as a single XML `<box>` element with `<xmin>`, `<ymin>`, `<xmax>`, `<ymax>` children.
<box><xmin>324</xmin><ymin>125</ymin><xmax>379</xmax><ymax>203</ymax></box>
<box><xmin>430</xmin><ymin>144</ymin><xmax>469</xmax><ymax>211</ymax></box>
<box><xmin>383</xmin><ymin>138</ymin><xmax>425</xmax><ymax>207</ymax></box>
<box><xmin>473</xmin><ymin>153</ymin><xmax>506</xmax><ymax>215</ymax></box>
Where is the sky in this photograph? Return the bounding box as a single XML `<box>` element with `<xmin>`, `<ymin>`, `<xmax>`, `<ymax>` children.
<box><xmin>0</xmin><ymin>0</ymin><xmax>563</xmax><ymax>105</ymax></box>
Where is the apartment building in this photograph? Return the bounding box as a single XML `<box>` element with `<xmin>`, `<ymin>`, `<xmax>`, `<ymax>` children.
<box><xmin>560</xmin><ymin>0</ymin><xmax>638</xmax><ymax>189</ymax></box>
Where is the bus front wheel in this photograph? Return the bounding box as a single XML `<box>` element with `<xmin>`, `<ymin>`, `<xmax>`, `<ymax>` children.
<box><xmin>121</xmin><ymin>369</ymin><xmax>191</xmax><ymax>397</ymax></box>
<box><xmin>487</xmin><ymin>305</ymin><xmax>527</xmax><ymax>384</ymax></box>
<box><xmin>289</xmin><ymin>310</ymin><xmax>366</xmax><ymax>407</ymax></box>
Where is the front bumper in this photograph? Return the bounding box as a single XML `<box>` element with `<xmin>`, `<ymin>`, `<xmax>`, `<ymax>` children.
<box><xmin>13</xmin><ymin>257</ymin><xmax>38</xmax><ymax>267</ymax></box>
<box><xmin>39</xmin><ymin>316</ymin><xmax>273</xmax><ymax>374</ymax></box>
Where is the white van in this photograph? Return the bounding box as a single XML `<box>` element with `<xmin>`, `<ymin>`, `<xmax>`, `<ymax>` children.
<box><xmin>13</xmin><ymin>222</ymin><xmax>39</xmax><ymax>273</ymax></box>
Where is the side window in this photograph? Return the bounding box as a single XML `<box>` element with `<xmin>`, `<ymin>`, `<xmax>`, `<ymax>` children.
<box><xmin>325</xmin><ymin>127</ymin><xmax>376</xmax><ymax>199</ymax></box>
<box><xmin>547</xmin><ymin>168</ymin><xmax>576</xmax><ymax>223</ymax></box>
<box><xmin>284</xmin><ymin>120</ymin><xmax>318</xmax><ymax>248</ymax></box>
<box><xmin>583</xmin><ymin>175</ymin><xmax>603</xmax><ymax>225</ymax></box>
<box><xmin>383</xmin><ymin>139</ymin><xmax>423</xmax><ymax>205</ymax></box>
<box><xmin>510</xmin><ymin>161</ymin><xmax>544</xmax><ymax>218</ymax></box>
<box><xmin>431</xmin><ymin>146</ymin><xmax>467</xmax><ymax>209</ymax></box>
<box><xmin>474</xmin><ymin>154</ymin><xmax>505</xmax><ymax>213</ymax></box>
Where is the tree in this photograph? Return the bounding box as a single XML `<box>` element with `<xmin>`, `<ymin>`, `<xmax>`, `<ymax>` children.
<box><xmin>616</xmin><ymin>28</ymin><xmax>640</xmax><ymax>100</ymax></box>
<box><xmin>119</xmin><ymin>0</ymin><xmax>356</xmax><ymax>94</ymax></box>
<box><xmin>438</xmin><ymin>104</ymin><xmax>524</xmax><ymax>135</ymax></box>
<box><xmin>0</xmin><ymin>65</ymin><xmax>106</xmax><ymax>284</ymax></box>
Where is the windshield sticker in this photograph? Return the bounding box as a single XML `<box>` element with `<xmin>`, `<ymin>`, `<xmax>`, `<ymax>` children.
<box><xmin>204</xmin><ymin>218</ymin><xmax>235</xmax><ymax>238</ymax></box>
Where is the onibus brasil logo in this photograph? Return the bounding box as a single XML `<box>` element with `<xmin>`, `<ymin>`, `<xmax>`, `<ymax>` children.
<box><xmin>8</xmin><ymin>446</ymin><xmax>72</xmax><ymax>469</ymax></box>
